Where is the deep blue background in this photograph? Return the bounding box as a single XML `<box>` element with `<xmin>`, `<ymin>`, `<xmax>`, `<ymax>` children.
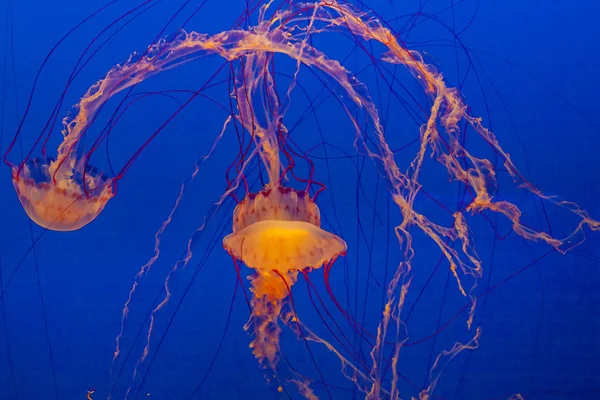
<box><xmin>1</xmin><ymin>0</ymin><xmax>599</xmax><ymax>399</ymax></box>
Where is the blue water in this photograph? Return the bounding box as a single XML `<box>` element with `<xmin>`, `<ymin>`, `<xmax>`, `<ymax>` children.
<box><xmin>1</xmin><ymin>0</ymin><xmax>599</xmax><ymax>399</ymax></box>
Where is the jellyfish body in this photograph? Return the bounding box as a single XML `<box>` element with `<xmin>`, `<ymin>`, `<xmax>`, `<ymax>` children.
<box><xmin>12</xmin><ymin>158</ymin><xmax>113</xmax><ymax>231</ymax></box>
<box><xmin>223</xmin><ymin>186</ymin><xmax>346</xmax><ymax>368</ymax></box>
<box><xmin>223</xmin><ymin>186</ymin><xmax>346</xmax><ymax>272</ymax></box>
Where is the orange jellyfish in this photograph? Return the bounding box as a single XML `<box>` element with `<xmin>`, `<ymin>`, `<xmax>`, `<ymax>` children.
<box><xmin>4</xmin><ymin>63</ymin><xmax>120</xmax><ymax>232</ymax></box>
<box><xmin>10</xmin><ymin>157</ymin><xmax>113</xmax><ymax>231</ymax></box>
<box><xmin>3</xmin><ymin>18</ymin><xmax>125</xmax><ymax>232</ymax></box>
<box><xmin>223</xmin><ymin>185</ymin><xmax>347</xmax><ymax>369</ymax></box>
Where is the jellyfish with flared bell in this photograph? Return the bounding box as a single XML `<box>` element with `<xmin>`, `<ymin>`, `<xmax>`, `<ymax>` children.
<box><xmin>223</xmin><ymin>185</ymin><xmax>346</xmax><ymax>369</ymax></box>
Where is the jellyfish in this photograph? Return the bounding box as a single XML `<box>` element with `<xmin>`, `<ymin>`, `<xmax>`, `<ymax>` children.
<box><xmin>9</xmin><ymin>157</ymin><xmax>113</xmax><ymax>231</ymax></box>
<box><xmin>223</xmin><ymin>185</ymin><xmax>347</xmax><ymax>369</ymax></box>
<box><xmin>4</xmin><ymin>41</ymin><xmax>121</xmax><ymax>231</ymax></box>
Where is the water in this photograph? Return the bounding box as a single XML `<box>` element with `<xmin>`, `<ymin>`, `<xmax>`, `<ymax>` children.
<box><xmin>1</xmin><ymin>0</ymin><xmax>599</xmax><ymax>399</ymax></box>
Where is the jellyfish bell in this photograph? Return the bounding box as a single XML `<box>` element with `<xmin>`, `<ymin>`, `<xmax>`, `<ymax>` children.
<box><xmin>223</xmin><ymin>186</ymin><xmax>347</xmax><ymax>273</ymax></box>
<box><xmin>11</xmin><ymin>157</ymin><xmax>114</xmax><ymax>231</ymax></box>
<box><xmin>223</xmin><ymin>185</ymin><xmax>346</xmax><ymax>369</ymax></box>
